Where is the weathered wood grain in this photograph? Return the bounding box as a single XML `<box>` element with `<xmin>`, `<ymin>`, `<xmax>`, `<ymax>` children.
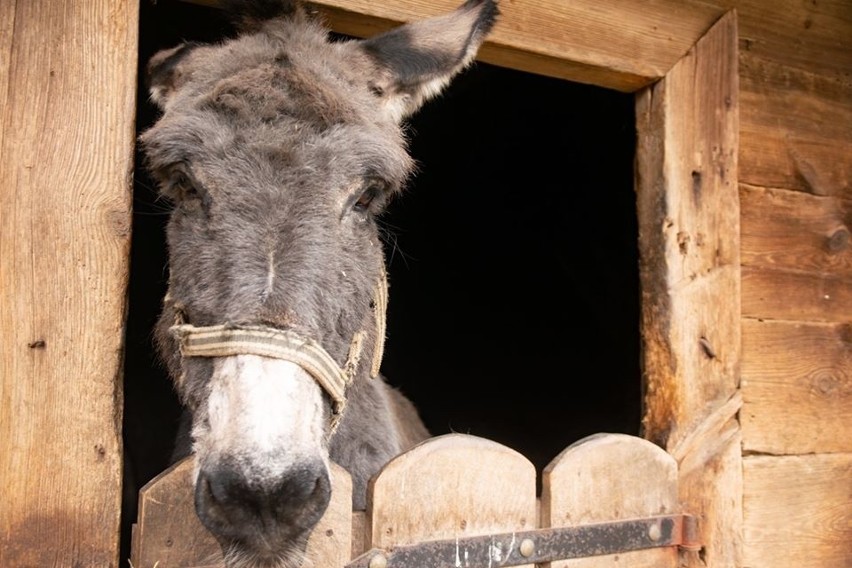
<box><xmin>739</xmin><ymin>53</ymin><xmax>852</xmax><ymax>197</ymax></box>
<box><xmin>192</xmin><ymin>0</ymin><xmax>726</xmax><ymax>91</ymax></box>
<box><xmin>541</xmin><ymin>433</ymin><xmax>679</xmax><ymax>568</ymax></box>
<box><xmin>742</xmin><ymin>319</ymin><xmax>852</xmax><ymax>454</ymax></box>
<box><xmin>635</xmin><ymin>12</ymin><xmax>742</xmax><ymax>568</ymax></box>
<box><xmin>743</xmin><ymin>453</ymin><xmax>852</xmax><ymax>567</ymax></box>
<box><xmin>671</xmin><ymin>393</ymin><xmax>743</xmax><ymax>568</ymax></box>
<box><xmin>635</xmin><ymin>10</ymin><xmax>741</xmax><ymax>449</ymax></box>
<box><xmin>368</xmin><ymin>434</ymin><xmax>537</xmax><ymax>567</ymax></box>
<box><xmin>732</xmin><ymin>0</ymin><xmax>852</xmax><ymax>79</ymax></box>
<box><xmin>741</xmin><ymin>183</ymin><xmax>852</xmax><ymax>277</ymax></box>
<box><xmin>741</xmin><ymin>266</ymin><xmax>852</xmax><ymax>322</ymax></box>
<box><xmin>131</xmin><ymin>458</ymin><xmax>354</xmax><ymax>568</ymax></box>
<box><xmin>0</xmin><ymin>1</ymin><xmax>136</xmax><ymax>566</ymax></box>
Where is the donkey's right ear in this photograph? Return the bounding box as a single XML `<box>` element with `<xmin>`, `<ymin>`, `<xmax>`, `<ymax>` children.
<box><xmin>147</xmin><ymin>42</ymin><xmax>200</xmax><ymax>110</ymax></box>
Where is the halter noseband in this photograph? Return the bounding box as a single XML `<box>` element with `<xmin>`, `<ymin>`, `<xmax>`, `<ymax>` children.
<box><xmin>169</xmin><ymin>275</ymin><xmax>388</xmax><ymax>431</ymax></box>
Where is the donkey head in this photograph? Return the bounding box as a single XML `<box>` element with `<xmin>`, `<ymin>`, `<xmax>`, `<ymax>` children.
<box><xmin>141</xmin><ymin>1</ymin><xmax>497</xmax><ymax>566</ymax></box>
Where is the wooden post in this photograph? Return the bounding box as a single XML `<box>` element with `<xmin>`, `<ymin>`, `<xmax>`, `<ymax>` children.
<box><xmin>635</xmin><ymin>10</ymin><xmax>742</xmax><ymax>568</ymax></box>
<box><xmin>0</xmin><ymin>1</ymin><xmax>137</xmax><ymax>566</ymax></box>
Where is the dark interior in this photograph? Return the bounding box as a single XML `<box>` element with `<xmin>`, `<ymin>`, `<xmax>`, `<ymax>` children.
<box><xmin>123</xmin><ymin>0</ymin><xmax>640</xmax><ymax>563</ymax></box>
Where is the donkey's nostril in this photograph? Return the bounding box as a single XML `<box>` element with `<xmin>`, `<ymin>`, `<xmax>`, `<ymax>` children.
<box><xmin>195</xmin><ymin>460</ymin><xmax>331</xmax><ymax>542</ymax></box>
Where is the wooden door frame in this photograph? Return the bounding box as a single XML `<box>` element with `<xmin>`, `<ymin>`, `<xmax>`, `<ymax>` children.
<box><xmin>300</xmin><ymin>2</ymin><xmax>744</xmax><ymax>565</ymax></box>
<box><xmin>0</xmin><ymin>1</ymin><xmax>741</xmax><ymax>565</ymax></box>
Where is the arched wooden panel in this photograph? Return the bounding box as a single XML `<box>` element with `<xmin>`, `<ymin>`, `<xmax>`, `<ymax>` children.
<box><xmin>368</xmin><ymin>433</ymin><xmax>537</xmax><ymax>568</ymax></box>
<box><xmin>541</xmin><ymin>433</ymin><xmax>679</xmax><ymax>568</ymax></box>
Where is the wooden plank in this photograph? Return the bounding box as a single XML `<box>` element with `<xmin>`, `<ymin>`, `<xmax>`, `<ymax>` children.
<box><xmin>741</xmin><ymin>183</ymin><xmax>852</xmax><ymax>278</ymax></box>
<box><xmin>131</xmin><ymin>458</ymin><xmax>353</xmax><ymax>567</ymax></box>
<box><xmin>634</xmin><ymin>12</ymin><xmax>742</xmax><ymax>568</ymax></box>
<box><xmin>541</xmin><ymin>434</ymin><xmax>679</xmax><ymax>568</ymax></box>
<box><xmin>732</xmin><ymin>0</ymin><xmax>852</xmax><ymax>80</ymax></box>
<box><xmin>0</xmin><ymin>1</ymin><xmax>137</xmax><ymax>566</ymax></box>
<box><xmin>671</xmin><ymin>393</ymin><xmax>743</xmax><ymax>568</ymax></box>
<box><xmin>743</xmin><ymin>453</ymin><xmax>852</xmax><ymax>567</ymax></box>
<box><xmin>635</xmin><ymin>10</ymin><xmax>741</xmax><ymax>449</ymax></box>
<box><xmin>191</xmin><ymin>0</ymin><xmax>725</xmax><ymax>92</ymax></box>
<box><xmin>741</xmin><ymin>266</ymin><xmax>852</xmax><ymax>322</ymax></box>
<box><xmin>368</xmin><ymin>433</ymin><xmax>536</xmax><ymax>567</ymax></box>
<box><xmin>741</xmin><ymin>319</ymin><xmax>852</xmax><ymax>454</ymax></box>
<box><xmin>739</xmin><ymin>53</ymin><xmax>852</xmax><ymax>197</ymax></box>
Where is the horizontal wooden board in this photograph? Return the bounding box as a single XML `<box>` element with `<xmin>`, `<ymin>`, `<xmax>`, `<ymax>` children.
<box><xmin>741</xmin><ymin>319</ymin><xmax>852</xmax><ymax>454</ymax></box>
<box><xmin>732</xmin><ymin>0</ymin><xmax>852</xmax><ymax>80</ymax></box>
<box><xmin>0</xmin><ymin>1</ymin><xmax>136</xmax><ymax>566</ymax></box>
<box><xmin>743</xmin><ymin>453</ymin><xmax>852</xmax><ymax>567</ymax></box>
<box><xmin>739</xmin><ymin>53</ymin><xmax>852</xmax><ymax>197</ymax></box>
<box><xmin>740</xmin><ymin>184</ymin><xmax>852</xmax><ymax>278</ymax></box>
<box><xmin>741</xmin><ymin>265</ymin><xmax>852</xmax><ymax>322</ymax></box>
<box><xmin>192</xmin><ymin>0</ymin><xmax>726</xmax><ymax>91</ymax></box>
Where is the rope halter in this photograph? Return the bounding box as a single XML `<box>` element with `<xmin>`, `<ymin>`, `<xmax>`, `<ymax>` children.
<box><xmin>169</xmin><ymin>275</ymin><xmax>388</xmax><ymax>432</ymax></box>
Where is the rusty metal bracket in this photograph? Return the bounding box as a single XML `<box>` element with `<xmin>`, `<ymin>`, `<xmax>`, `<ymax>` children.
<box><xmin>346</xmin><ymin>514</ymin><xmax>699</xmax><ymax>568</ymax></box>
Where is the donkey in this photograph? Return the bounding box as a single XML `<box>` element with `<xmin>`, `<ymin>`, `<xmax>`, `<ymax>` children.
<box><xmin>140</xmin><ymin>0</ymin><xmax>498</xmax><ymax>566</ymax></box>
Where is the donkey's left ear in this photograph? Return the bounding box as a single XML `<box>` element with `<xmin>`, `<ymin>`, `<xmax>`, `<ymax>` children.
<box><xmin>357</xmin><ymin>0</ymin><xmax>498</xmax><ymax>122</ymax></box>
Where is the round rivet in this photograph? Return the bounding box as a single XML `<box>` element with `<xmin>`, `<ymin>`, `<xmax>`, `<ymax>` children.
<box><xmin>648</xmin><ymin>523</ymin><xmax>662</xmax><ymax>542</ymax></box>
<box><xmin>519</xmin><ymin>538</ymin><xmax>535</xmax><ymax>557</ymax></box>
<box><xmin>369</xmin><ymin>553</ymin><xmax>388</xmax><ymax>568</ymax></box>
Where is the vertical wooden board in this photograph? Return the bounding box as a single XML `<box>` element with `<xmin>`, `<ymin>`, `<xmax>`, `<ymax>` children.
<box><xmin>671</xmin><ymin>395</ymin><xmax>743</xmax><ymax>568</ymax></box>
<box><xmin>132</xmin><ymin>458</ymin><xmax>353</xmax><ymax>567</ymax></box>
<box><xmin>132</xmin><ymin>458</ymin><xmax>221</xmax><ymax>568</ymax></box>
<box><xmin>540</xmin><ymin>433</ymin><xmax>679</xmax><ymax>568</ymax></box>
<box><xmin>308</xmin><ymin>461</ymin><xmax>354</xmax><ymax>568</ymax></box>
<box><xmin>741</xmin><ymin>319</ymin><xmax>852</xmax><ymax>455</ymax></box>
<box><xmin>634</xmin><ymin>11</ymin><xmax>742</xmax><ymax>568</ymax></box>
<box><xmin>368</xmin><ymin>433</ymin><xmax>537</xmax><ymax>567</ymax></box>
<box><xmin>0</xmin><ymin>1</ymin><xmax>137</xmax><ymax>566</ymax></box>
<box><xmin>635</xmin><ymin>9</ymin><xmax>741</xmax><ymax>450</ymax></box>
<box><xmin>743</xmin><ymin>453</ymin><xmax>852</xmax><ymax>568</ymax></box>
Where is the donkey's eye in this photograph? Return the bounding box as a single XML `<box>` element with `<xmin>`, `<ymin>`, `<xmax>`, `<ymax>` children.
<box><xmin>165</xmin><ymin>169</ymin><xmax>206</xmax><ymax>208</ymax></box>
<box><xmin>353</xmin><ymin>184</ymin><xmax>381</xmax><ymax>213</ymax></box>
<box><xmin>173</xmin><ymin>172</ymin><xmax>198</xmax><ymax>201</ymax></box>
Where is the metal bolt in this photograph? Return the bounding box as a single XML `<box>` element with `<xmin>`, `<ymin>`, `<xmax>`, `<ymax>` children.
<box><xmin>648</xmin><ymin>522</ymin><xmax>662</xmax><ymax>542</ymax></box>
<box><xmin>519</xmin><ymin>538</ymin><xmax>535</xmax><ymax>557</ymax></box>
<box><xmin>369</xmin><ymin>553</ymin><xmax>388</xmax><ymax>568</ymax></box>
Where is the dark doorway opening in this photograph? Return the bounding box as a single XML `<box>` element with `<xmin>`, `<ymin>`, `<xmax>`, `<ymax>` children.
<box><xmin>123</xmin><ymin>1</ymin><xmax>639</xmax><ymax>564</ymax></box>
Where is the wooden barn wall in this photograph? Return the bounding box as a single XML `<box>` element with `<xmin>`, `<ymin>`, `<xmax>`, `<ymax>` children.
<box><xmin>0</xmin><ymin>1</ymin><xmax>137</xmax><ymax>566</ymax></box>
<box><xmin>728</xmin><ymin>1</ymin><xmax>851</xmax><ymax>567</ymax></box>
<box><xmin>174</xmin><ymin>0</ymin><xmax>850</xmax><ymax>565</ymax></box>
<box><xmin>303</xmin><ymin>0</ymin><xmax>852</xmax><ymax>565</ymax></box>
<box><xmin>0</xmin><ymin>0</ymin><xmax>836</xmax><ymax>565</ymax></box>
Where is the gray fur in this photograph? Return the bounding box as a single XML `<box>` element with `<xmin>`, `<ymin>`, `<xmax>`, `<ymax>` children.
<box><xmin>141</xmin><ymin>1</ymin><xmax>498</xmax><ymax>566</ymax></box>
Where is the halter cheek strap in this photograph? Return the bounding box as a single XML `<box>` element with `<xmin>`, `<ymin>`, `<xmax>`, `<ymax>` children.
<box><xmin>168</xmin><ymin>275</ymin><xmax>388</xmax><ymax>432</ymax></box>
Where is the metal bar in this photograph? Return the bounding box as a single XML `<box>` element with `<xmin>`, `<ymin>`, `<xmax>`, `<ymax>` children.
<box><xmin>346</xmin><ymin>514</ymin><xmax>697</xmax><ymax>568</ymax></box>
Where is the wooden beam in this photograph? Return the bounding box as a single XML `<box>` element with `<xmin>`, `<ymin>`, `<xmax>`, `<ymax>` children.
<box><xmin>739</xmin><ymin>53</ymin><xmax>852</xmax><ymax>197</ymax></box>
<box><xmin>742</xmin><ymin>319</ymin><xmax>852</xmax><ymax>454</ymax></box>
<box><xmin>189</xmin><ymin>0</ymin><xmax>726</xmax><ymax>92</ymax></box>
<box><xmin>743</xmin><ymin>453</ymin><xmax>852</xmax><ymax>567</ymax></box>
<box><xmin>0</xmin><ymin>1</ymin><xmax>136</xmax><ymax>566</ymax></box>
<box><xmin>635</xmin><ymin>10</ymin><xmax>741</xmax><ymax>450</ymax></box>
<box><xmin>741</xmin><ymin>183</ymin><xmax>852</xmax><ymax>278</ymax></box>
<box><xmin>635</xmin><ymin>11</ymin><xmax>741</xmax><ymax>568</ymax></box>
<box><xmin>741</xmin><ymin>266</ymin><xmax>852</xmax><ymax>322</ymax></box>
<box><xmin>731</xmin><ymin>0</ymin><xmax>852</xmax><ymax>80</ymax></box>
